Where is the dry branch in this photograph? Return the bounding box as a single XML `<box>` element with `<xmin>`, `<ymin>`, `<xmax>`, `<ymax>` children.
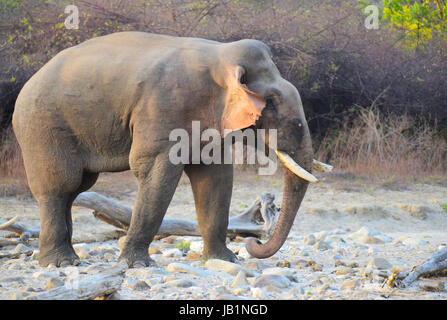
<box><xmin>0</xmin><ymin>191</ymin><xmax>279</xmax><ymax>240</ymax></box>
<box><xmin>393</xmin><ymin>247</ymin><xmax>447</xmax><ymax>288</ymax></box>
<box><xmin>27</xmin><ymin>262</ymin><xmax>127</xmax><ymax>300</ymax></box>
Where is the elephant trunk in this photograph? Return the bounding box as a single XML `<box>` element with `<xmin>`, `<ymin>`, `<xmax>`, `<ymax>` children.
<box><xmin>245</xmin><ymin>137</ymin><xmax>312</xmax><ymax>259</ymax></box>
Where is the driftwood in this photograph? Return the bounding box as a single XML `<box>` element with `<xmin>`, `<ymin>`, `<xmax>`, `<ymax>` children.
<box><xmin>0</xmin><ymin>215</ymin><xmax>40</xmax><ymax>242</ymax></box>
<box><xmin>27</xmin><ymin>262</ymin><xmax>127</xmax><ymax>300</ymax></box>
<box><xmin>393</xmin><ymin>247</ymin><xmax>447</xmax><ymax>288</ymax></box>
<box><xmin>0</xmin><ymin>191</ymin><xmax>279</xmax><ymax>241</ymax></box>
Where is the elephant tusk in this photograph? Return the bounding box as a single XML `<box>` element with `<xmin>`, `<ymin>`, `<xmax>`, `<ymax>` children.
<box><xmin>312</xmin><ymin>159</ymin><xmax>333</xmax><ymax>172</ymax></box>
<box><xmin>0</xmin><ymin>216</ymin><xmax>18</xmax><ymax>230</ymax></box>
<box><xmin>275</xmin><ymin>150</ymin><xmax>318</xmax><ymax>183</ymax></box>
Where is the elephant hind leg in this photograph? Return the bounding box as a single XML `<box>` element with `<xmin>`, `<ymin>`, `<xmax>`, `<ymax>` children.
<box><xmin>37</xmin><ymin>194</ymin><xmax>80</xmax><ymax>267</ymax></box>
<box><xmin>36</xmin><ymin>171</ymin><xmax>99</xmax><ymax>267</ymax></box>
<box><xmin>22</xmin><ymin>145</ymin><xmax>98</xmax><ymax>267</ymax></box>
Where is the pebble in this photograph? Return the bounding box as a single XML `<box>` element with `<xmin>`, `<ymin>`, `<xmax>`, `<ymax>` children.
<box><xmin>367</xmin><ymin>257</ymin><xmax>392</xmax><ymax>270</ymax></box>
<box><xmin>251</xmin><ymin>287</ymin><xmax>268</xmax><ymax>299</ymax></box>
<box><xmin>314</xmin><ymin>241</ymin><xmax>332</xmax><ymax>251</ymax></box>
<box><xmin>125</xmin><ymin>279</ymin><xmax>151</xmax><ymax>291</ymax></box>
<box><xmin>189</xmin><ymin>241</ymin><xmax>203</xmax><ymax>252</ymax></box>
<box><xmin>32</xmin><ymin>271</ymin><xmax>59</xmax><ymax>279</ymax></box>
<box><xmin>149</xmin><ymin>247</ymin><xmax>162</xmax><ymax>255</ymax></box>
<box><xmin>349</xmin><ymin>227</ymin><xmax>393</xmax><ymax>244</ymax></box>
<box><xmin>205</xmin><ymin>259</ymin><xmax>245</xmax><ymax>276</ymax></box>
<box><xmin>185</xmin><ymin>251</ymin><xmax>201</xmax><ymax>261</ymax></box>
<box><xmin>162</xmin><ymin>248</ymin><xmax>183</xmax><ymax>258</ymax></box>
<box><xmin>262</xmin><ymin>267</ymin><xmax>295</xmax><ymax>280</ymax></box>
<box><xmin>238</xmin><ymin>247</ymin><xmax>252</xmax><ymax>259</ymax></box>
<box><xmin>418</xmin><ymin>279</ymin><xmax>445</xmax><ymax>292</ymax></box>
<box><xmin>335</xmin><ymin>267</ymin><xmax>352</xmax><ymax>275</ymax></box>
<box><xmin>165</xmin><ymin>279</ymin><xmax>194</xmax><ymax>288</ymax></box>
<box><xmin>231</xmin><ymin>270</ymin><xmax>249</xmax><ymax>288</ymax></box>
<box><xmin>254</xmin><ymin>275</ymin><xmax>291</xmax><ymax>289</ymax></box>
<box><xmin>45</xmin><ymin>277</ymin><xmax>65</xmax><ymax>290</ymax></box>
<box><xmin>276</xmin><ymin>260</ymin><xmax>291</xmax><ymax>268</ymax></box>
<box><xmin>13</xmin><ymin>244</ymin><xmax>33</xmax><ymax>255</ymax></box>
<box><xmin>303</xmin><ymin>234</ymin><xmax>316</xmax><ymax>246</ymax></box>
<box><xmin>340</xmin><ymin>279</ymin><xmax>360</xmax><ymax>290</ymax></box>
<box><xmin>166</xmin><ymin>262</ymin><xmax>210</xmax><ymax>277</ymax></box>
<box><xmin>74</xmin><ymin>243</ymin><xmax>91</xmax><ymax>259</ymax></box>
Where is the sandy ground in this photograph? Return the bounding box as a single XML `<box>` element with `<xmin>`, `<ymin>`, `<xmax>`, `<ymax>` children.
<box><xmin>0</xmin><ymin>170</ymin><xmax>446</xmax><ymax>300</ymax></box>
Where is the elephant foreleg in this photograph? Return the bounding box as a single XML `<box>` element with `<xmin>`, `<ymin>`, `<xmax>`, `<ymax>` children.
<box><xmin>184</xmin><ymin>163</ymin><xmax>237</xmax><ymax>262</ymax></box>
<box><xmin>118</xmin><ymin>153</ymin><xmax>184</xmax><ymax>267</ymax></box>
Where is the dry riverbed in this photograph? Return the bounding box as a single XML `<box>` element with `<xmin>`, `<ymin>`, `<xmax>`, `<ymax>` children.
<box><xmin>1</xmin><ymin>171</ymin><xmax>447</xmax><ymax>300</ymax></box>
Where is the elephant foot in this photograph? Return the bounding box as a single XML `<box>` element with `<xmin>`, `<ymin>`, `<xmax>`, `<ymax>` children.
<box><xmin>39</xmin><ymin>247</ymin><xmax>80</xmax><ymax>267</ymax></box>
<box><xmin>203</xmin><ymin>246</ymin><xmax>239</xmax><ymax>263</ymax></box>
<box><xmin>118</xmin><ymin>249</ymin><xmax>155</xmax><ymax>268</ymax></box>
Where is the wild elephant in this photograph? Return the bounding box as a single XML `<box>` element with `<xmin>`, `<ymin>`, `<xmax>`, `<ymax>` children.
<box><xmin>13</xmin><ymin>32</ymin><xmax>317</xmax><ymax>267</ymax></box>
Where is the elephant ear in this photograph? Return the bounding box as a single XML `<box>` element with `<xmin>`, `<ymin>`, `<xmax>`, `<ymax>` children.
<box><xmin>221</xmin><ymin>66</ymin><xmax>266</xmax><ymax>137</ymax></box>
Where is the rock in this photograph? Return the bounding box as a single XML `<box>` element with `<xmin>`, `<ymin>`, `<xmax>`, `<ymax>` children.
<box><xmin>117</xmin><ymin>236</ymin><xmax>126</xmax><ymax>251</ymax></box>
<box><xmin>276</xmin><ymin>260</ymin><xmax>291</xmax><ymax>268</ymax></box>
<box><xmin>340</xmin><ymin>279</ymin><xmax>359</xmax><ymax>290</ymax></box>
<box><xmin>231</xmin><ymin>270</ymin><xmax>249</xmax><ymax>288</ymax></box>
<box><xmin>166</xmin><ymin>279</ymin><xmax>194</xmax><ymax>288</ymax></box>
<box><xmin>45</xmin><ymin>277</ymin><xmax>65</xmax><ymax>290</ymax></box>
<box><xmin>166</xmin><ymin>262</ymin><xmax>210</xmax><ymax>277</ymax></box>
<box><xmin>347</xmin><ymin>262</ymin><xmax>359</xmax><ymax>268</ymax></box>
<box><xmin>303</xmin><ymin>234</ymin><xmax>316</xmax><ymax>246</ymax></box>
<box><xmin>125</xmin><ymin>279</ymin><xmax>150</xmax><ymax>291</ymax></box>
<box><xmin>349</xmin><ymin>227</ymin><xmax>393</xmax><ymax>244</ymax></box>
<box><xmin>309</xmin><ymin>262</ymin><xmax>323</xmax><ymax>272</ymax></box>
<box><xmin>103</xmin><ymin>252</ymin><xmax>115</xmax><ymax>262</ymax></box>
<box><xmin>10</xmin><ymin>292</ymin><xmax>24</xmax><ymax>300</ymax></box>
<box><xmin>367</xmin><ymin>257</ymin><xmax>392</xmax><ymax>270</ymax></box>
<box><xmin>185</xmin><ymin>251</ymin><xmax>201</xmax><ymax>261</ymax></box>
<box><xmin>334</xmin><ymin>260</ymin><xmax>346</xmax><ymax>267</ymax></box>
<box><xmin>149</xmin><ymin>247</ymin><xmax>162</xmax><ymax>255</ymax></box>
<box><xmin>262</xmin><ymin>267</ymin><xmax>295</xmax><ymax>280</ymax></box>
<box><xmin>244</xmin><ymin>261</ymin><xmax>260</xmax><ymax>271</ymax></box>
<box><xmin>73</xmin><ymin>243</ymin><xmax>90</xmax><ymax>259</ymax></box>
<box><xmin>205</xmin><ymin>259</ymin><xmax>245</xmax><ymax>276</ymax></box>
<box><xmin>231</xmin><ymin>287</ymin><xmax>249</xmax><ymax>295</ymax></box>
<box><xmin>162</xmin><ymin>236</ymin><xmax>177</xmax><ymax>244</ymax></box>
<box><xmin>32</xmin><ymin>271</ymin><xmax>59</xmax><ymax>279</ymax></box>
<box><xmin>189</xmin><ymin>241</ymin><xmax>203</xmax><ymax>252</ymax></box>
<box><xmin>162</xmin><ymin>248</ymin><xmax>183</xmax><ymax>258</ymax></box>
<box><xmin>335</xmin><ymin>267</ymin><xmax>352</xmax><ymax>275</ymax></box>
<box><xmin>316</xmin><ymin>284</ymin><xmax>330</xmax><ymax>294</ymax></box>
<box><xmin>398</xmin><ymin>204</ymin><xmax>429</xmax><ymax>220</ymax></box>
<box><xmin>238</xmin><ymin>247</ymin><xmax>252</xmax><ymax>259</ymax></box>
<box><xmin>254</xmin><ymin>275</ymin><xmax>291</xmax><ymax>289</ymax></box>
<box><xmin>30</xmin><ymin>250</ymin><xmax>39</xmax><ymax>260</ymax></box>
<box><xmin>313</xmin><ymin>241</ymin><xmax>332</xmax><ymax>251</ymax></box>
<box><xmin>251</xmin><ymin>287</ymin><xmax>268</xmax><ymax>299</ymax></box>
<box><xmin>418</xmin><ymin>279</ymin><xmax>445</xmax><ymax>292</ymax></box>
<box><xmin>13</xmin><ymin>244</ymin><xmax>33</xmax><ymax>254</ymax></box>
<box><xmin>234</xmin><ymin>236</ymin><xmax>245</xmax><ymax>243</ymax></box>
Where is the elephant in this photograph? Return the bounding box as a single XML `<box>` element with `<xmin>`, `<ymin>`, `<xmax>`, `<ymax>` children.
<box><xmin>12</xmin><ymin>32</ymin><xmax>317</xmax><ymax>268</ymax></box>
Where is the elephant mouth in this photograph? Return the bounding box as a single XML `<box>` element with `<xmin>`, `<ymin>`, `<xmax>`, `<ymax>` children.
<box><xmin>275</xmin><ymin>150</ymin><xmax>333</xmax><ymax>183</ymax></box>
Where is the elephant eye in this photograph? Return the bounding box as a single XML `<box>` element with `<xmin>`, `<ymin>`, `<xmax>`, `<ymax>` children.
<box><xmin>240</xmin><ymin>72</ymin><xmax>248</xmax><ymax>85</ymax></box>
<box><xmin>265</xmin><ymin>95</ymin><xmax>279</xmax><ymax>111</ymax></box>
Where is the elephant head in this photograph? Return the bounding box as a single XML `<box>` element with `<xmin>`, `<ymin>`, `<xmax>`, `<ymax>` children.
<box><xmin>212</xmin><ymin>39</ymin><xmax>317</xmax><ymax>258</ymax></box>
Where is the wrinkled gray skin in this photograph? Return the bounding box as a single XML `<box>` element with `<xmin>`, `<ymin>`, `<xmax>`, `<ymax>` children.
<box><xmin>13</xmin><ymin>32</ymin><xmax>313</xmax><ymax>267</ymax></box>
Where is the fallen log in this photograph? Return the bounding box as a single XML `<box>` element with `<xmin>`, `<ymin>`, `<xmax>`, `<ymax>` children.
<box><xmin>27</xmin><ymin>262</ymin><xmax>127</xmax><ymax>300</ymax></box>
<box><xmin>392</xmin><ymin>247</ymin><xmax>447</xmax><ymax>288</ymax></box>
<box><xmin>0</xmin><ymin>191</ymin><xmax>279</xmax><ymax>240</ymax></box>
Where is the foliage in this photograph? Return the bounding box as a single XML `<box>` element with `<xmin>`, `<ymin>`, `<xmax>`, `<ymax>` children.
<box><xmin>0</xmin><ymin>0</ymin><xmax>446</xmax><ymax>178</ymax></box>
<box><xmin>382</xmin><ymin>0</ymin><xmax>447</xmax><ymax>50</ymax></box>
